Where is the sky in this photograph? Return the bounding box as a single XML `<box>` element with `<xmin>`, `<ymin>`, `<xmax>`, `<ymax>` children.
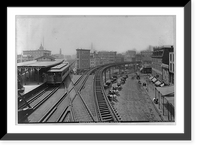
<box><xmin>16</xmin><ymin>15</ymin><xmax>175</xmax><ymax>55</ymax></box>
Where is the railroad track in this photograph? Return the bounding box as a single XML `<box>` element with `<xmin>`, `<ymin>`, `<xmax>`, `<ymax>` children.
<box><xmin>18</xmin><ymin>86</ymin><xmax>54</xmax><ymax>110</ymax></box>
<box><xmin>38</xmin><ymin>67</ymin><xmax>99</xmax><ymax>123</ymax></box>
<box><xmin>94</xmin><ymin>67</ymin><xmax>121</xmax><ymax>122</ymax></box>
<box><xmin>18</xmin><ymin>85</ymin><xmax>60</xmax><ymax>122</ymax></box>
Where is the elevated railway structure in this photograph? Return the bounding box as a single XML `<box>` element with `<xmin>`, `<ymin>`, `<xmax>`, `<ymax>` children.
<box><xmin>18</xmin><ymin>62</ymin><xmax>138</xmax><ymax>123</ymax></box>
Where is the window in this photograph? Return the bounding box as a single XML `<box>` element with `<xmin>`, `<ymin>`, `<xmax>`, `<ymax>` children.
<box><xmin>169</xmin><ymin>53</ymin><xmax>172</xmax><ymax>62</ymax></box>
<box><xmin>169</xmin><ymin>63</ymin><xmax>172</xmax><ymax>72</ymax></box>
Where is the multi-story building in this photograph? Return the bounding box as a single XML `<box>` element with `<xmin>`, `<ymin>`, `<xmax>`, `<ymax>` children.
<box><xmin>169</xmin><ymin>52</ymin><xmax>174</xmax><ymax>84</ymax></box>
<box><xmin>151</xmin><ymin>45</ymin><xmax>174</xmax><ymax>82</ymax></box>
<box><xmin>17</xmin><ymin>54</ymin><xmax>34</xmax><ymax>63</ymax></box>
<box><xmin>90</xmin><ymin>52</ymin><xmax>96</xmax><ymax>68</ymax></box>
<box><xmin>95</xmin><ymin>55</ymin><xmax>101</xmax><ymax>66</ymax></box>
<box><xmin>135</xmin><ymin>53</ymin><xmax>142</xmax><ymax>62</ymax></box>
<box><xmin>140</xmin><ymin>49</ymin><xmax>153</xmax><ymax>65</ymax></box>
<box><xmin>98</xmin><ymin>51</ymin><xmax>117</xmax><ymax>65</ymax></box>
<box><xmin>23</xmin><ymin>44</ymin><xmax>51</xmax><ymax>59</ymax></box>
<box><xmin>116</xmin><ymin>54</ymin><xmax>124</xmax><ymax>63</ymax></box>
<box><xmin>124</xmin><ymin>50</ymin><xmax>136</xmax><ymax>62</ymax></box>
<box><xmin>76</xmin><ymin>49</ymin><xmax>90</xmax><ymax>70</ymax></box>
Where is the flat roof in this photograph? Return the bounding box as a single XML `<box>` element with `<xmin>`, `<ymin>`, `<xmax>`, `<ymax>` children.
<box><xmin>48</xmin><ymin>65</ymin><xmax>69</xmax><ymax>72</ymax></box>
<box><xmin>17</xmin><ymin>59</ymin><xmax>64</xmax><ymax>68</ymax></box>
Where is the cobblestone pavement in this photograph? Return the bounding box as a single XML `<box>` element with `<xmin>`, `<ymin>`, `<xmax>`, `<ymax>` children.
<box><xmin>72</xmin><ymin>94</ymin><xmax>94</xmax><ymax>122</ymax></box>
<box><xmin>113</xmin><ymin>73</ymin><xmax>163</xmax><ymax>122</ymax></box>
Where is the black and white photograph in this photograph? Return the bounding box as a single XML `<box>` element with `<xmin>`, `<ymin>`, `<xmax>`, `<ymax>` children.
<box><xmin>2</xmin><ymin>2</ymin><xmax>192</xmax><ymax>142</ymax></box>
<box><xmin>16</xmin><ymin>15</ymin><xmax>175</xmax><ymax>123</ymax></box>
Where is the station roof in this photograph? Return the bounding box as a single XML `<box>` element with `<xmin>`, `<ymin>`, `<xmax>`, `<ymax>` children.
<box><xmin>17</xmin><ymin>59</ymin><xmax>64</xmax><ymax>69</ymax></box>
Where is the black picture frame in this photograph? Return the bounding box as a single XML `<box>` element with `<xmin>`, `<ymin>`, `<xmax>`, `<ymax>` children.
<box><xmin>2</xmin><ymin>2</ymin><xmax>191</xmax><ymax>140</ymax></box>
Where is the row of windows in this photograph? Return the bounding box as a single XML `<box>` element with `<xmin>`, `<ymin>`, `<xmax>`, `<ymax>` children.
<box><xmin>169</xmin><ymin>63</ymin><xmax>174</xmax><ymax>73</ymax></box>
<box><xmin>169</xmin><ymin>53</ymin><xmax>174</xmax><ymax>62</ymax></box>
<box><xmin>62</xmin><ymin>67</ymin><xmax>69</xmax><ymax>75</ymax></box>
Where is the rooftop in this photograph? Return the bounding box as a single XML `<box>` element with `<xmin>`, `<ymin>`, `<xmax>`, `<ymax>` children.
<box><xmin>17</xmin><ymin>59</ymin><xmax>64</xmax><ymax>68</ymax></box>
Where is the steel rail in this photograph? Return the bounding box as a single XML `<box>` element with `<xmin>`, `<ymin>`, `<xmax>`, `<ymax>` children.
<box><xmin>18</xmin><ymin>85</ymin><xmax>60</xmax><ymax>122</ymax></box>
<box><xmin>93</xmin><ymin>66</ymin><xmax>121</xmax><ymax>122</ymax></box>
<box><xmin>32</xmin><ymin>86</ymin><xmax>60</xmax><ymax>110</ymax></box>
<box><xmin>18</xmin><ymin>86</ymin><xmax>49</xmax><ymax>110</ymax></box>
<box><xmin>39</xmin><ymin>67</ymin><xmax>98</xmax><ymax>123</ymax></box>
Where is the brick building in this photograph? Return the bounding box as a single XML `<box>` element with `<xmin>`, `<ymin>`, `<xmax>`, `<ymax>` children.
<box><xmin>76</xmin><ymin>49</ymin><xmax>90</xmax><ymax>70</ymax></box>
<box><xmin>124</xmin><ymin>50</ymin><xmax>136</xmax><ymax>62</ymax></box>
<box><xmin>98</xmin><ymin>51</ymin><xmax>117</xmax><ymax>65</ymax></box>
<box><xmin>151</xmin><ymin>46</ymin><xmax>174</xmax><ymax>82</ymax></box>
<box><xmin>169</xmin><ymin>51</ymin><xmax>175</xmax><ymax>84</ymax></box>
<box><xmin>116</xmin><ymin>53</ymin><xmax>124</xmax><ymax>63</ymax></box>
<box><xmin>140</xmin><ymin>49</ymin><xmax>153</xmax><ymax>64</ymax></box>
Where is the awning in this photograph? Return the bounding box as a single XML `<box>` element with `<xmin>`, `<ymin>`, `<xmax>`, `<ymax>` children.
<box><xmin>155</xmin><ymin>81</ymin><xmax>161</xmax><ymax>86</ymax></box>
<box><xmin>160</xmin><ymin>83</ymin><xmax>165</xmax><ymax>87</ymax></box>
<box><xmin>149</xmin><ymin>76</ymin><xmax>154</xmax><ymax>80</ymax></box>
<box><xmin>106</xmin><ymin>80</ymin><xmax>111</xmax><ymax>83</ymax></box>
<box><xmin>165</xmin><ymin>96</ymin><xmax>174</xmax><ymax>106</ymax></box>
<box><xmin>152</xmin><ymin>78</ymin><xmax>157</xmax><ymax>82</ymax></box>
<box><xmin>156</xmin><ymin>85</ymin><xmax>174</xmax><ymax>96</ymax></box>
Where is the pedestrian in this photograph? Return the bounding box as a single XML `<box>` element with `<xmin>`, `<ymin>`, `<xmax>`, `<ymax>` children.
<box><xmin>146</xmin><ymin>87</ymin><xmax>148</xmax><ymax>92</ymax></box>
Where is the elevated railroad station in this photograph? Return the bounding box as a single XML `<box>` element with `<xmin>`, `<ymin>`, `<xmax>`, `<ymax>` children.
<box><xmin>17</xmin><ymin>56</ymin><xmax>64</xmax><ymax>86</ymax></box>
<box><xmin>17</xmin><ymin>61</ymin><xmax>174</xmax><ymax>123</ymax></box>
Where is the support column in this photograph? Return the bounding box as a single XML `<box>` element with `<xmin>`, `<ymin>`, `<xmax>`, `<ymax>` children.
<box><xmin>24</xmin><ymin>68</ymin><xmax>27</xmax><ymax>85</ymax></box>
<box><xmin>120</xmin><ymin>65</ymin><xmax>122</xmax><ymax>76</ymax></box>
<box><xmin>36</xmin><ymin>68</ymin><xmax>40</xmax><ymax>85</ymax></box>
<box><xmin>28</xmin><ymin>68</ymin><xmax>31</xmax><ymax>83</ymax></box>
<box><xmin>168</xmin><ymin>101</ymin><xmax>170</xmax><ymax>121</ymax></box>
<box><xmin>109</xmin><ymin>67</ymin><xmax>111</xmax><ymax>79</ymax></box>
<box><xmin>104</xmin><ymin>70</ymin><xmax>106</xmax><ymax>83</ymax></box>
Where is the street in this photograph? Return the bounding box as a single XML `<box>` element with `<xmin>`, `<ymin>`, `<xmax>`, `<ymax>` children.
<box><xmin>113</xmin><ymin>73</ymin><xmax>162</xmax><ymax>122</ymax></box>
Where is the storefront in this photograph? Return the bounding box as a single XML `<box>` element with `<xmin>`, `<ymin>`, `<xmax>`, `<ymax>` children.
<box><xmin>155</xmin><ymin>85</ymin><xmax>174</xmax><ymax>121</ymax></box>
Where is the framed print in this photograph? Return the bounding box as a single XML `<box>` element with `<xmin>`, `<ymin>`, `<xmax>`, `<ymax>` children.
<box><xmin>2</xmin><ymin>1</ymin><xmax>191</xmax><ymax>140</ymax></box>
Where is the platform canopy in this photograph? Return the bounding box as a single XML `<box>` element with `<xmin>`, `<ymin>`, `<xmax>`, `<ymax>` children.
<box><xmin>17</xmin><ymin>59</ymin><xmax>64</xmax><ymax>69</ymax></box>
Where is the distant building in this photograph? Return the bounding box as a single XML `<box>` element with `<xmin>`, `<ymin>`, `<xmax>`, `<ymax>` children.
<box><xmin>17</xmin><ymin>54</ymin><xmax>34</xmax><ymax>63</ymax></box>
<box><xmin>124</xmin><ymin>50</ymin><xmax>136</xmax><ymax>62</ymax></box>
<box><xmin>98</xmin><ymin>51</ymin><xmax>117</xmax><ymax>65</ymax></box>
<box><xmin>151</xmin><ymin>45</ymin><xmax>174</xmax><ymax>82</ymax></box>
<box><xmin>90</xmin><ymin>52</ymin><xmax>96</xmax><ymax>68</ymax></box>
<box><xmin>23</xmin><ymin>44</ymin><xmax>51</xmax><ymax>59</ymax></box>
<box><xmin>135</xmin><ymin>53</ymin><xmax>142</xmax><ymax>62</ymax></box>
<box><xmin>76</xmin><ymin>49</ymin><xmax>90</xmax><ymax>70</ymax></box>
<box><xmin>35</xmin><ymin>55</ymin><xmax>55</xmax><ymax>62</ymax></box>
<box><xmin>116</xmin><ymin>54</ymin><xmax>124</xmax><ymax>63</ymax></box>
<box><xmin>94</xmin><ymin>53</ymin><xmax>101</xmax><ymax>66</ymax></box>
<box><xmin>51</xmin><ymin>48</ymin><xmax>64</xmax><ymax>59</ymax></box>
<box><xmin>140</xmin><ymin>49</ymin><xmax>153</xmax><ymax>64</ymax></box>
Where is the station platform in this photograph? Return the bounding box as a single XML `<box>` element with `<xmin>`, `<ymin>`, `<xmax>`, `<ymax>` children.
<box><xmin>23</xmin><ymin>83</ymin><xmax>43</xmax><ymax>94</ymax></box>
